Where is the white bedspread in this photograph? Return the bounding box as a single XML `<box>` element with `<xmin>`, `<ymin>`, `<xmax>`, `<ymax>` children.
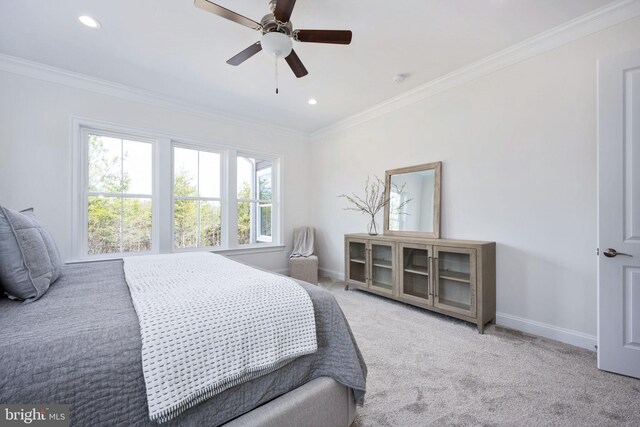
<box><xmin>123</xmin><ymin>252</ymin><xmax>318</xmax><ymax>423</ymax></box>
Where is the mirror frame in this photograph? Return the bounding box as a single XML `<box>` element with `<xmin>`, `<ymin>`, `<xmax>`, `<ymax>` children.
<box><xmin>383</xmin><ymin>161</ymin><xmax>442</xmax><ymax>238</ymax></box>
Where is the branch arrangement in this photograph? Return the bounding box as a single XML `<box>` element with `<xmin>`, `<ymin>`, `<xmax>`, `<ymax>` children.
<box><xmin>338</xmin><ymin>176</ymin><xmax>412</xmax><ymax>220</ymax></box>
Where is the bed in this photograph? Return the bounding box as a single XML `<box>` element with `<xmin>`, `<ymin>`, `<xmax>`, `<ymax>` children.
<box><xmin>0</xmin><ymin>259</ymin><xmax>367</xmax><ymax>426</ymax></box>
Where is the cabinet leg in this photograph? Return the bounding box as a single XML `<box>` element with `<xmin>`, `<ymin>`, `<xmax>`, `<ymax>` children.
<box><xmin>344</xmin><ymin>283</ymin><xmax>349</xmax><ymax>291</ymax></box>
<box><xmin>477</xmin><ymin>322</ymin><xmax>485</xmax><ymax>334</ymax></box>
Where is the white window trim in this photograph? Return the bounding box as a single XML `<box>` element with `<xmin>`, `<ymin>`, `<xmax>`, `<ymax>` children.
<box><xmin>257</xmin><ymin>203</ymin><xmax>273</xmax><ymax>243</ymax></box>
<box><xmin>171</xmin><ymin>141</ymin><xmax>224</xmax><ymax>251</ymax></box>
<box><xmin>71</xmin><ymin>123</ymin><xmax>160</xmax><ymax>261</ymax></box>
<box><xmin>70</xmin><ymin>117</ymin><xmax>283</xmax><ymax>261</ymax></box>
<box><xmin>236</xmin><ymin>152</ymin><xmax>280</xmax><ymax>247</ymax></box>
<box><xmin>256</xmin><ymin>167</ymin><xmax>273</xmax><ymax>243</ymax></box>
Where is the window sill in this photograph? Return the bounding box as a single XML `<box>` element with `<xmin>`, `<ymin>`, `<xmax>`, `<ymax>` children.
<box><xmin>66</xmin><ymin>245</ymin><xmax>287</xmax><ymax>264</ymax></box>
<box><xmin>212</xmin><ymin>245</ymin><xmax>286</xmax><ymax>256</ymax></box>
<box><xmin>173</xmin><ymin>245</ymin><xmax>286</xmax><ymax>256</ymax></box>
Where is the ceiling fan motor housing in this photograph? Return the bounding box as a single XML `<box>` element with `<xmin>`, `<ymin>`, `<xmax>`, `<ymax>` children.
<box><xmin>194</xmin><ymin>0</ymin><xmax>351</xmax><ymax>78</ymax></box>
<box><xmin>260</xmin><ymin>13</ymin><xmax>293</xmax><ymax>36</ymax></box>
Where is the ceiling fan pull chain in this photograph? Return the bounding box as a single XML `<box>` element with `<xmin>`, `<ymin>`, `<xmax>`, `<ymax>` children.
<box><xmin>275</xmin><ymin>56</ymin><xmax>279</xmax><ymax>94</ymax></box>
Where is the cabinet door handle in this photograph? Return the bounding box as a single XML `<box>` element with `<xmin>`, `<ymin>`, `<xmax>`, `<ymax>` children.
<box><xmin>428</xmin><ymin>256</ymin><xmax>433</xmax><ymax>296</ymax></box>
<box><xmin>434</xmin><ymin>257</ymin><xmax>439</xmax><ymax>298</ymax></box>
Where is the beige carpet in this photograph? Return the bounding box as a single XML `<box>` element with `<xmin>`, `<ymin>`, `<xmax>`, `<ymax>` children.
<box><xmin>318</xmin><ymin>278</ymin><xmax>640</xmax><ymax>426</ymax></box>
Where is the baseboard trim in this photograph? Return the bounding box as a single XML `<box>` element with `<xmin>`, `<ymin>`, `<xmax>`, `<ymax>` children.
<box><xmin>496</xmin><ymin>312</ymin><xmax>597</xmax><ymax>351</ymax></box>
<box><xmin>319</xmin><ymin>267</ymin><xmax>344</xmax><ymax>281</ymax></box>
<box><xmin>317</xmin><ymin>269</ymin><xmax>597</xmax><ymax>351</ymax></box>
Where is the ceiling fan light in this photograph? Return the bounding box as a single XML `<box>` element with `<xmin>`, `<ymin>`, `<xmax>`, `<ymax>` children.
<box><xmin>261</xmin><ymin>32</ymin><xmax>292</xmax><ymax>58</ymax></box>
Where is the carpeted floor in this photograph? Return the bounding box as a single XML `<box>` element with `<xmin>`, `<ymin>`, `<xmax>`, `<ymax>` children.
<box><xmin>318</xmin><ymin>277</ymin><xmax>640</xmax><ymax>426</ymax></box>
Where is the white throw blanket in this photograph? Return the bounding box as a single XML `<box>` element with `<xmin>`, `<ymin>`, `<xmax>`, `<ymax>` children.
<box><xmin>290</xmin><ymin>226</ymin><xmax>315</xmax><ymax>257</ymax></box>
<box><xmin>123</xmin><ymin>252</ymin><xmax>318</xmax><ymax>423</ymax></box>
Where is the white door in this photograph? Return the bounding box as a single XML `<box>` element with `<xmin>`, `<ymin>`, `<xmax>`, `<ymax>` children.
<box><xmin>597</xmin><ymin>48</ymin><xmax>640</xmax><ymax>379</ymax></box>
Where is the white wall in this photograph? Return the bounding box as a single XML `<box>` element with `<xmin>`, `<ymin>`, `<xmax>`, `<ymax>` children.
<box><xmin>0</xmin><ymin>71</ymin><xmax>310</xmax><ymax>272</ymax></box>
<box><xmin>2</xmin><ymin>15</ymin><xmax>639</xmax><ymax>349</ymax></box>
<box><xmin>309</xmin><ymin>16</ymin><xmax>640</xmax><ymax>346</ymax></box>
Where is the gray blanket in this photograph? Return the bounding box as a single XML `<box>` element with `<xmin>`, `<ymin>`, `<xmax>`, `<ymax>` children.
<box><xmin>0</xmin><ymin>260</ymin><xmax>367</xmax><ymax>426</ymax></box>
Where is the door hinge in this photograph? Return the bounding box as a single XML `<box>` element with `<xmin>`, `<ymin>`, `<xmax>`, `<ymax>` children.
<box><xmin>596</xmin><ymin>248</ymin><xmax>600</xmax><ymax>256</ymax></box>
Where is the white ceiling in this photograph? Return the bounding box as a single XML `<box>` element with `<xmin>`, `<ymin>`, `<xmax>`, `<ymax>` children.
<box><xmin>0</xmin><ymin>0</ymin><xmax>617</xmax><ymax>133</ymax></box>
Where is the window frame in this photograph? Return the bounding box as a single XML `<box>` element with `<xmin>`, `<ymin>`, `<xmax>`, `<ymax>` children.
<box><xmin>257</xmin><ymin>204</ymin><xmax>273</xmax><ymax>243</ymax></box>
<box><xmin>256</xmin><ymin>164</ymin><xmax>273</xmax><ymax>243</ymax></box>
<box><xmin>171</xmin><ymin>142</ymin><xmax>224</xmax><ymax>251</ymax></box>
<box><xmin>236</xmin><ymin>153</ymin><xmax>278</xmax><ymax>246</ymax></box>
<box><xmin>71</xmin><ymin>118</ymin><xmax>283</xmax><ymax>261</ymax></box>
<box><xmin>74</xmin><ymin>126</ymin><xmax>159</xmax><ymax>260</ymax></box>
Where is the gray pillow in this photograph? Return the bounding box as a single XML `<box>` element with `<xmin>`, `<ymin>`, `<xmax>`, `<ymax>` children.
<box><xmin>0</xmin><ymin>206</ymin><xmax>62</xmax><ymax>302</ymax></box>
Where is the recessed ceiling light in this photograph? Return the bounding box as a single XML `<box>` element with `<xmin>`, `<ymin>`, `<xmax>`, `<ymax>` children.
<box><xmin>79</xmin><ymin>15</ymin><xmax>101</xmax><ymax>29</ymax></box>
<box><xmin>393</xmin><ymin>73</ymin><xmax>410</xmax><ymax>83</ymax></box>
<box><xmin>308</xmin><ymin>98</ymin><xmax>318</xmax><ymax>105</ymax></box>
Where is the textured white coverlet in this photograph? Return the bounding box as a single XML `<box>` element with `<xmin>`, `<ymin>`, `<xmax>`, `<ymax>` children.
<box><xmin>123</xmin><ymin>252</ymin><xmax>318</xmax><ymax>423</ymax></box>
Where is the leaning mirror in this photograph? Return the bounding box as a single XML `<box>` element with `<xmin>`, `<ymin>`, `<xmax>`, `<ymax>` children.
<box><xmin>384</xmin><ymin>161</ymin><xmax>441</xmax><ymax>238</ymax></box>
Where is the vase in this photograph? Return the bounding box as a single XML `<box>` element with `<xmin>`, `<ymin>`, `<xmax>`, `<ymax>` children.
<box><xmin>367</xmin><ymin>219</ymin><xmax>379</xmax><ymax>236</ymax></box>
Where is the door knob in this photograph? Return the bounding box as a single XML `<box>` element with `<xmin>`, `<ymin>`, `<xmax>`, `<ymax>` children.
<box><xmin>603</xmin><ymin>248</ymin><xmax>633</xmax><ymax>258</ymax></box>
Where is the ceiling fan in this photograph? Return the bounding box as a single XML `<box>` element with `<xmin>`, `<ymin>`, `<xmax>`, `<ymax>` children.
<box><xmin>194</xmin><ymin>0</ymin><xmax>352</xmax><ymax>81</ymax></box>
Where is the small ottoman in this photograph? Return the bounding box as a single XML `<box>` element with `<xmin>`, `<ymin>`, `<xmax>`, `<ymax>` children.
<box><xmin>289</xmin><ymin>255</ymin><xmax>318</xmax><ymax>285</ymax></box>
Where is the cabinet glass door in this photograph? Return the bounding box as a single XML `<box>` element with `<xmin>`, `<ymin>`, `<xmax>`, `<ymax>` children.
<box><xmin>347</xmin><ymin>240</ymin><xmax>367</xmax><ymax>286</ymax></box>
<box><xmin>370</xmin><ymin>242</ymin><xmax>394</xmax><ymax>294</ymax></box>
<box><xmin>399</xmin><ymin>244</ymin><xmax>432</xmax><ymax>304</ymax></box>
<box><xmin>434</xmin><ymin>247</ymin><xmax>476</xmax><ymax>318</ymax></box>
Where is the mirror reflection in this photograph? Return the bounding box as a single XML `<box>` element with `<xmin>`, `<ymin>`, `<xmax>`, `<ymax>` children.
<box><xmin>389</xmin><ymin>170</ymin><xmax>435</xmax><ymax>233</ymax></box>
<box><xmin>384</xmin><ymin>162</ymin><xmax>441</xmax><ymax>238</ymax></box>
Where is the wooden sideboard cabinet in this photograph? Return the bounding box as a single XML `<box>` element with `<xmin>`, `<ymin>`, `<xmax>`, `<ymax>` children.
<box><xmin>344</xmin><ymin>233</ymin><xmax>496</xmax><ymax>333</ymax></box>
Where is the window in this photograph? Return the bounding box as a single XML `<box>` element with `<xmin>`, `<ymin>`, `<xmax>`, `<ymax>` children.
<box><xmin>257</xmin><ymin>167</ymin><xmax>273</xmax><ymax>242</ymax></box>
<box><xmin>73</xmin><ymin>120</ymin><xmax>281</xmax><ymax>260</ymax></box>
<box><xmin>389</xmin><ymin>187</ymin><xmax>407</xmax><ymax>231</ymax></box>
<box><xmin>86</xmin><ymin>132</ymin><xmax>154</xmax><ymax>255</ymax></box>
<box><xmin>237</xmin><ymin>156</ymin><xmax>273</xmax><ymax>244</ymax></box>
<box><xmin>173</xmin><ymin>146</ymin><xmax>222</xmax><ymax>249</ymax></box>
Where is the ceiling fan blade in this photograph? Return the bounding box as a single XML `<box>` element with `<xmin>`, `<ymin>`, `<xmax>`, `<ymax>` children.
<box><xmin>226</xmin><ymin>42</ymin><xmax>262</xmax><ymax>66</ymax></box>
<box><xmin>294</xmin><ymin>29</ymin><xmax>352</xmax><ymax>45</ymax></box>
<box><xmin>274</xmin><ymin>0</ymin><xmax>296</xmax><ymax>23</ymax></box>
<box><xmin>285</xmin><ymin>49</ymin><xmax>308</xmax><ymax>78</ymax></box>
<box><xmin>194</xmin><ymin>0</ymin><xmax>261</xmax><ymax>30</ymax></box>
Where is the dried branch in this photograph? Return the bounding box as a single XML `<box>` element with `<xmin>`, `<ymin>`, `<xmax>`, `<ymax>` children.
<box><xmin>338</xmin><ymin>175</ymin><xmax>413</xmax><ymax>219</ymax></box>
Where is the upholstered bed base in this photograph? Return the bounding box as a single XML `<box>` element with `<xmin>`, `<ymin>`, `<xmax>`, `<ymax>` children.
<box><xmin>0</xmin><ymin>260</ymin><xmax>365</xmax><ymax>427</ymax></box>
<box><xmin>224</xmin><ymin>377</ymin><xmax>356</xmax><ymax>427</ymax></box>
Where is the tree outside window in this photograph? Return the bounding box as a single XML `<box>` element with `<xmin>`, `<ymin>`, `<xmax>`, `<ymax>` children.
<box><xmin>237</xmin><ymin>157</ymin><xmax>273</xmax><ymax>245</ymax></box>
<box><xmin>87</xmin><ymin>134</ymin><xmax>153</xmax><ymax>255</ymax></box>
<box><xmin>173</xmin><ymin>147</ymin><xmax>222</xmax><ymax>249</ymax></box>
<box><xmin>77</xmin><ymin>123</ymin><xmax>281</xmax><ymax>258</ymax></box>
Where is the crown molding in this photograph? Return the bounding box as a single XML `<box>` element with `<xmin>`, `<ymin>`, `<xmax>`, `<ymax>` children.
<box><xmin>310</xmin><ymin>0</ymin><xmax>640</xmax><ymax>139</ymax></box>
<box><xmin>0</xmin><ymin>53</ymin><xmax>308</xmax><ymax>140</ymax></box>
<box><xmin>1</xmin><ymin>0</ymin><xmax>638</xmax><ymax>141</ymax></box>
